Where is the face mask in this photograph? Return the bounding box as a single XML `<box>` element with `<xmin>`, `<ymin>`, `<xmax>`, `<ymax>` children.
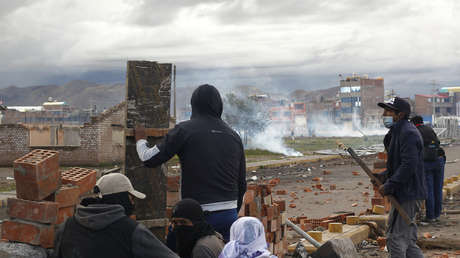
<box><xmin>175</xmin><ymin>225</ymin><xmax>196</xmax><ymax>258</ymax></box>
<box><xmin>383</xmin><ymin>116</ymin><xmax>394</xmax><ymax>128</ymax></box>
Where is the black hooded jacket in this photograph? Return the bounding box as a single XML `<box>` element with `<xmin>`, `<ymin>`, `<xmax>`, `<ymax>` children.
<box><xmin>143</xmin><ymin>85</ymin><xmax>247</xmax><ymax>211</ymax></box>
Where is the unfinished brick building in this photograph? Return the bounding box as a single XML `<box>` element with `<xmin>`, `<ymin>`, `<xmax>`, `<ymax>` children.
<box><xmin>0</xmin><ymin>102</ymin><xmax>125</xmax><ymax>166</ymax></box>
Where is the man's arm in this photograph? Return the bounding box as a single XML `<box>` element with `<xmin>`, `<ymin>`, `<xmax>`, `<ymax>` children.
<box><xmin>132</xmin><ymin>224</ymin><xmax>179</xmax><ymax>258</ymax></box>
<box><xmin>383</xmin><ymin>131</ymin><xmax>420</xmax><ymax>195</ymax></box>
<box><xmin>237</xmin><ymin>146</ymin><xmax>247</xmax><ymax>213</ymax></box>
<box><xmin>136</xmin><ymin>125</ymin><xmax>185</xmax><ymax>168</ymax></box>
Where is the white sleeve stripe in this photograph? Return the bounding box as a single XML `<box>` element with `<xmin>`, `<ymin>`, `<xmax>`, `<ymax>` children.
<box><xmin>136</xmin><ymin>139</ymin><xmax>160</xmax><ymax>162</ymax></box>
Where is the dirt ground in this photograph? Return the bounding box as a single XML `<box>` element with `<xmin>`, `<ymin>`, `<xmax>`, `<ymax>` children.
<box><xmin>249</xmin><ymin>144</ymin><xmax>460</xmax><ymax>257</ymax></box>
<box><xmin>0</xmin><ymin>144</ymin><xmax>459</xmax><ymax>257</ymax></box>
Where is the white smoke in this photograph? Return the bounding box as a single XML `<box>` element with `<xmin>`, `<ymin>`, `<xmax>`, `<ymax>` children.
<box><xmin>247</xmin><ymin>123</ymin><xmax>303</xmax><ymax>157</ymax></box>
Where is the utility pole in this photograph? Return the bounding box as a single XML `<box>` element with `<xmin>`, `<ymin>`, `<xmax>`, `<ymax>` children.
<box><xmin>431</xmin><ymin>80</ymin><xmax>437</xmax><ymax>125</ymax></box>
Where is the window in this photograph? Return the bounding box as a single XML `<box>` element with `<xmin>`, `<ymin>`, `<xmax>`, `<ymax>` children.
<box><xmin>428</xmin><ymin>98</ymin><xmax>432</xmax><ymax>103</ymax></box>
<box><xmin>340</xmin><ymin>87</ymin><xmax>351</xmax><ymax>93</ymax></box>
<box><xmin>284</xmin><ymin>111</ymin><xmax>291</xmax><ymax>117</ymax></box>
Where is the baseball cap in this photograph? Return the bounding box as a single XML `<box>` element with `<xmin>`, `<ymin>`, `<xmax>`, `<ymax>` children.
<box><xmin>96</xmin><ymin>173</ymin><xmax>146</xmax><ymax>199</ymax></box>
<box><xmin>378</xmin><ymin>97</ymin><xmax>411</xmax><ymax>114</ymax></box>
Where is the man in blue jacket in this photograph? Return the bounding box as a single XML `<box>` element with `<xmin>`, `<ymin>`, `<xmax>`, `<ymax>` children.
<box><xmin>375</xmin><ymin>97</ymin><xmax>426</xmax><ymax>258</ymax></box>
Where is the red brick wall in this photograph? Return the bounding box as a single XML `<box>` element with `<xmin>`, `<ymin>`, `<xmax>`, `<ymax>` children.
<box><xmin>0</xmin><ymin>103</ymin><xmax>126</xmax><ymax>166</ymax></box>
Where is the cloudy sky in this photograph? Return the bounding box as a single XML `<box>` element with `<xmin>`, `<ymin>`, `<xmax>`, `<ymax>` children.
<box><xmin>1</xmin><ymin>0</ymin><xmax>460</xmax><ymax>96</ymax></box>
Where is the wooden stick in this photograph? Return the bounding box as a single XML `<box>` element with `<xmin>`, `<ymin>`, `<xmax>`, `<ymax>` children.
<box><xmin>337</xmin><ymin>142</ymin><xmax>412</xmax><ymax>225</ymax></box>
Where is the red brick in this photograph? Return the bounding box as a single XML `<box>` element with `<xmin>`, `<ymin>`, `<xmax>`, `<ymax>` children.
<box><xmin>13</xmin><ymin>149</ymin><xmax>60</xmax><ymax>201</ymax></box>
<box><xmin>323</xmin><ymin>170</ymin><xmax>332</xmax><ymax>175</ymax></box>
<box><xmin>268</xmin><ymin>178</ymin><xmax>280</xmax><ymax>186</ymax></box>
<box><xmin>45</xmin><ymin>185</ymin><xmax>80</xmax><ymax>208</ymax></box>
<box><xmin>167</xmin><ymin>176</ymin><xmax>180</xmax><ymax>192</ymax></box>
<box><xmin>275</xmin><ymin>190</ymin><xmax>287</xmax><ymax>195</ymax></box>
<box><xmin>7</xmin><ymin>198</ymin><xmax>58</xmax><ymax>224</ymax></box>
<box><xmin>320</xmin><ymin>219</ymin><xmax>334</xmax><ymax>228</ymax></box>
<box><xmin>372</xmin><ymin>168</ymin><xmax>386</xmax><ymax>174</ymax></box>
<box><xmin>268</xmin><ymin>219</ymin><xmax>277</xmax><ymax>232</ymax></box>
<box><xmin>303</xmin><ymin>187</ymin><xmax>312</xmax><ymax>192</ymax></box>
<box><xmin>288</xmin><ymin>203</ymin><xmax>296</xmax><ymax>208</ymax></box>
<box><xmin>166</xmin><ymin>207</ymin><xmax>173</xmax><ymax>218</ymax></box>
<box><xmin>329</xmin><ymin>184</ymin><xmax>336</xmax><ymax>191</ymax></box>
<box><xmin>377</xmin><ymin>152</ymin><xmax>387</xmax><ymax>160</ymax></box>
<box><xmin>166</xmin><ymin>191</ymin><xmax>180</xmax><ymax>207</ymax></box>
<box><xmin>274</xmin><ymin>200</ymin><xmax>286</xmax><ymax>212</ymax></box>
<box><xmin>262</xmin><ymin>205</ymin><xmax>275</xmax><ymax>219</ymax></box>
<box><xmin>261</xmin><ymin>216</ymin><xmax>268</xmax><ymax>229</ymax></box>
<box><xmin>1</xmin><ymin>219</ymin><xmax>54</xmax><ymax>248</ymax></box>
<box><xmin>57</xmin><ymin>206</ymin><xmax>75</xmax><ymax>225</ymax></box>
<box><xmin>352</xmin><ymin>171</ymin><xmax>360</xmax><ymax>176</ymax></box>
<box><xmin>61</xmin><ymin>167</ymin><xmax>97</xmax><ymax>195</ymax></box>
<box><xmin>373</xmin><ymin>160</ymin><xmax>386</xmax><ymax>169</ymax></box>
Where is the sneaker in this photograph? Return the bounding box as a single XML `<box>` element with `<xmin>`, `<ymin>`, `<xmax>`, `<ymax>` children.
<box><xmin>421</xmin><ymin>217</ymin><xmax>436</xmax><ymax>223</ymax></box>
<box><xmin>434</xmin><ymin>217</ymin><xmax>441</xmax><ymax>222</ymax></box>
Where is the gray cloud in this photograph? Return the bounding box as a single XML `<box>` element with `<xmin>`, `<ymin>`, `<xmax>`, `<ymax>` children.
<box><xmin>0</xmin><ymin>0</ymin><xmax>459</xmax><ymax>99</ymax></box>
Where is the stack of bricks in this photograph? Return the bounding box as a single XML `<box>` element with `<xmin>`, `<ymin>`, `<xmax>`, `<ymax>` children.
<box><xmin>166</xmin><ymin>175</ymin><xmax>180</xmax><ymax>218</ymax></box>
<box><xmin>371</xmin><ymin>152</ymin><xmax>391</xmax><ymax>213</ymax></box>
<box><xmin>1</xmin><ymin>149</ymin><xmax>96</xmax><ymax>248</ymax></box>
<box><xmin>239</xmin><ymin>183</ymin><xmax>288</xmax><ymax>257</ymax></box>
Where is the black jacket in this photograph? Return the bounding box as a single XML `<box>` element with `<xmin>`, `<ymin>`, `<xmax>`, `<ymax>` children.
<box><xmin>415</xmin><ymin>124</ymin><xmax>441</xmax><ymax>161</ymax></box>
<box><xmin>381</xmin><ymin>119</ymin><xmax>427</xmax><ymax>202</ymax></box>
<box><xmin>53</xmin><ymin>204</ymin><xmax>178</xmax><ymax>258</ymax></box>
<box><xmin>144</xmin><ymin>85</ymin><xmax>247</xmax><ymax>211</ymax></box>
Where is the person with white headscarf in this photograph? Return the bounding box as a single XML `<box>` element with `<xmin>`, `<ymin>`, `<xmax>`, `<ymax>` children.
<box><xmin>219</xmin><ymin>217</ymin><xmax>277</xmax><ymax>258</ymax></box>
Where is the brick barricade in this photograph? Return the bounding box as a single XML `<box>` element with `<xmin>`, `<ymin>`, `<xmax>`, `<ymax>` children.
<box><xmin>240</xmin><ymin>183</ymin><xmax>287</xmax><ymax>257</ymax></box>
<box><xmin>2</xmin><ymin>150</ymin><xmax>90</xmax><ymax>248</ymax></box>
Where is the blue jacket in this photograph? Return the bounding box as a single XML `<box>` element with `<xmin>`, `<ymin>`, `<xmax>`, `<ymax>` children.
<box><xmin>382</xmin><ymin>119</ymin><xmax>427</xmax><ymax>202</ymax></box>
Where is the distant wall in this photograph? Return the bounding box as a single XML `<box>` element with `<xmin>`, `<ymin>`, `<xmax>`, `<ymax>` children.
<box><xmin>0</xmin><ymin>102</ymin><xmax>126</xmax><ymax>166</ymax></box>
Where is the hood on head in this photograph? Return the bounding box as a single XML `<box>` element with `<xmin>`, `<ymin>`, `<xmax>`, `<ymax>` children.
<box><xmin>74</xmin><ymin>204</ymin><xmax>126</xmax><ymax>230</ymax></box>
<box><xmin>191</xmin><ymin>84</ymin><xmax>223</xmax><ymax>119</ymax></box>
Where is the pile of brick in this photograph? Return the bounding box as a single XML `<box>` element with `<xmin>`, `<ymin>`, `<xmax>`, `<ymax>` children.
<box><xmin>1</xmin><ymin>149</ymin><xmax>96</xmax><ymax>248</ymax></box>
<box><xmin>289</xmin><ymin>212</ymin><xmax>355</xmax><ymax>233</ymax></box>
<box><xmin>166</xmin><ymin>175</ymin><xmax>180</xmax><ymax>218</ymax></box>
<box><xmin>239</xmin><ymin>181</ymin><xmax>288</xmax><ymax>258</ymax></box>
<box><xmin>370</xmin><ymin>152</ymin><xmax>390</xmax><ymax>214</ymax></box>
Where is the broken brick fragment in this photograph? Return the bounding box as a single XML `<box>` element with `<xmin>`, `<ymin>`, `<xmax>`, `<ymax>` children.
<box><xmin>377</xmin><ymin>237</ymin><xmax>386</xmax><ymax>250</ymax></box>
<box><xmin>289</xmin><ymin>204</ymin><xmax>296</xmax><ymax>208</ymax></box>
<box><xmin>303</xmin><ymin>188</ymin><xmax>312</xmax><ymax>192</ymax></box>
<box><xmin>351</xmin><ymin>203</ymin><xmax>358</xmax><ymax>207</ymax></box>
<box><xmin>312</xmin><ymin>177</ymin><xmax>321</xmax><ymax>182</ymax></box>
<box><xmin>352</xmin><ymin>171</ymin><xmax>360</xmax><ymax>176</ymax></box>
<box><xmin>329</xmin><ymin>184</ymin><xmax>336</xmax><ymax>190</ymax></box>
<box><xmin>275</xmin><ymin>190</ymin><xmax>287</xmax><ymax>195</ymax></box>
<box><xmin>323</xmin><ymin>170</ymin><xmax>332</xmax><ymax>175</ymax></box>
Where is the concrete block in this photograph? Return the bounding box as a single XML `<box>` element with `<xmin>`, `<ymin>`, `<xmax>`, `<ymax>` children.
<box><xmin>307</xmin><ymin>231</ymin><xmax>323</xmax><ymax>242</ymax></box>
<box><xmin>328</xmin><ymin>223</ymin><xmax>343</xmax><ymax>233</ymax></box>
<box><xmin>1</xmin><ymin>219</ymin><xmax>55</xmax><ymax>248</ymax></box>
<box><xmin>13</xmin><ymin>149</ymin><xmax>60</xmax><ymax>201</ymax></box>
<box><xmin>372</xmin><ymin>205</ymin><xmax>385</xmax><ymax>215</ymax></box>
<box><xmin>7</xmin><ymin>198</ymin><xmax>58</xmax><ymax>224</ymax></box>
<box><xmin>61</xmin><ymin>167</ymin><xmax>97</xmax><ymax>195</ymax></box>
<box><xmin>346</xmin><ymin>216</ymin><xmax>360</xmax><ymax>225</ymax></box>
<box><xmin>45</xmin><ymin>185</ymin><xmax>80</xmax><ymax>208</ymax></box>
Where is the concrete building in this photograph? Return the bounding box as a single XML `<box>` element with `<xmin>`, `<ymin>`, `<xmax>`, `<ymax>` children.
<box><xmin>338</xmin><ymin>74</ymin><xmax>384</xmax><ymax>127</ymax></box>
<box><xmin>414</xmin><ymin>94</ymin><xmax>452</xmax><ymax>115</ymax></box>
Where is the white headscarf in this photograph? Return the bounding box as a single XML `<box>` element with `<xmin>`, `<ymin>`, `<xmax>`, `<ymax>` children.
<box><xmin>219</xmin><ymin>217</ymin><xmax>277</xmax><ymax>258</ymax></box>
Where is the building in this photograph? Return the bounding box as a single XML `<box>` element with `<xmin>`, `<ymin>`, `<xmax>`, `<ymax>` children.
<box><xmin>337</xmin><ymin>74</ymin><xmax>384</xmax><ymax>127</ymax></box>
<box><xmin>414</xmin><ymin>94</ymin><xmax>453</xmax><ymax>115</ymax></box>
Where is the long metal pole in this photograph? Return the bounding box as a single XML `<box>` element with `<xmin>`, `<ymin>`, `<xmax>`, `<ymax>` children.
<box><xmin>286</xmin><ymin>220</ymin><xmax>322</xmax><ymax>248</ymax></box>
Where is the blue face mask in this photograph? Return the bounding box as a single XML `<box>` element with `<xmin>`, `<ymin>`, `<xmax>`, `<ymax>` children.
<box><xmin>383</xmin><ymin>116</ymin><xmax>394</xmax><ymax>128</ymax></box>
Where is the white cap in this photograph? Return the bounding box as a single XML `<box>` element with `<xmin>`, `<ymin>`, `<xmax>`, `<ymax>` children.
<box><xmin>96</xmin><ymin>173</ymin><xmax>146</xmax><ymax>199</ymax></box>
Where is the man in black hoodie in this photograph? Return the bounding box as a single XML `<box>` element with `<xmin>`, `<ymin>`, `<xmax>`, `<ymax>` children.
<box><xmin>411</xmin><ymin>115</ymin><xmax>446</xmax><ymax>222</ymax></box>
<box><xmin>53</xmin><ymin>173</ymin><xmax>178</xmax><ymax>258</ymax></box>
<box><xmin>136</xmin><ymin>84</ymin><xmax>246</xmax><ymax>242</ymax></box>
